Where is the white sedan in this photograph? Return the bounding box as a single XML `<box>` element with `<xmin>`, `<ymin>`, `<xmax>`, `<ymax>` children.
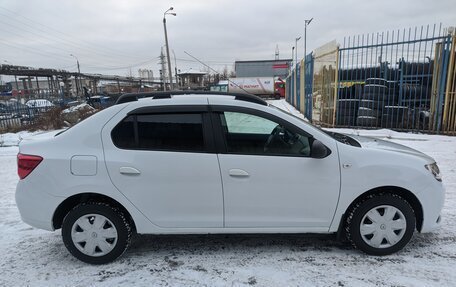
<box><xmin>16</xmin><ymin>92</ymin><xmax>444</xmax><ymax>264</ymax></box>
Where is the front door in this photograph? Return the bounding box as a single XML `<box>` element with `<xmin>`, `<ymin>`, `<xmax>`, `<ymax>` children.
<box><xmin>214</xmin><ymin>109</ymin><xmax>340</xmax><ymax>228</ymax></box>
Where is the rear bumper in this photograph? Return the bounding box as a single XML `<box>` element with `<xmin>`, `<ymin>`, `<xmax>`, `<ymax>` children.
<box><xmin>15</xmin><ymin>180</ymin><xmax>63</xmax><ymax>231</ymax></box>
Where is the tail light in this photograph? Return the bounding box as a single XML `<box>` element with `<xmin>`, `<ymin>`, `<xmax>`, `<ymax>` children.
<box><xmin>17</xmin><ymin>153</ymin><xmax>43</xmax><ymax>179</ymax></box>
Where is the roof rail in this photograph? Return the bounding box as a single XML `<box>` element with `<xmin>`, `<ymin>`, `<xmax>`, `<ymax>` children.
<box><xmin>114</xmin><ymin>91</ymin><xmax>268</xmax><ymax>106</ymax></box>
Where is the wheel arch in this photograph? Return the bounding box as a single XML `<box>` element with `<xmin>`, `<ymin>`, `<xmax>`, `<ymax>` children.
<box><xmin>52</xmin><ymin>193</ymin><xmax>136</xmax><ymax>232</ymax></box>
<box><xmin>340</xmin><ymin>186</ymin><xmax>424</xmax><ymax>233</ymax></box>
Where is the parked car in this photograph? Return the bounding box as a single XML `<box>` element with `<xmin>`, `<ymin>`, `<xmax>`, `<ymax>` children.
<box><xmin>26</xmin><ymin>99</ymin><xmax>54</xmax><ymax>112</ymax></box>
<box><xmin>0</xmin><ymin>103</ymin><xmax>11</xmax><ymax>119</ymax></box>
<box><xmin>5</xmin><ymin>101</ymin><xmax>36</xmax><ymax>120</ymax></box>
<box><xmin>16</xmin><ymin>92</ymin><xmax>444</xmax><ymax>264</ymax></box>
<box><xmin>88</xmin><ymin>95</ymin><xmax>113</xmax><ymax>109</ymax></box>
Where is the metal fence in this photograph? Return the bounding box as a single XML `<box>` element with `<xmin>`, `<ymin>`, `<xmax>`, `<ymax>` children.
<box><xmin>286</xmin><ymin>24</ymin><xmax>456</xmax><ymax>135</ymax></box>
<box><xmin>0</xmin><ymin>94</ymin><xmax>59</xmax><ymax>131</ymax></box>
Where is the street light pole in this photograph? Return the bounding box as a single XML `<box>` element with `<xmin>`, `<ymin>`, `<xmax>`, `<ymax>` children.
<box><xmin>291</xmin><ymin>46</ymin><xmax>295</xmax><ymax>72</ymax></box>
<box><xmin>295</xmin><ymin>37</ymin><xmax>301</xmax><ymax>66</ymax></box>
<box><xmin>304</xmin><ymin>18</ymin><xmax>313</xmax><ymax>65</ymax></box>
<box><xmin>163</xmin><ymin>7</ymin><xmax>176</xmax><ymax>90</ymax></box>
<box><xmin>70</xmin><ymin>54</ymin><xmax>81</xmax><ymax>97</ymax></box>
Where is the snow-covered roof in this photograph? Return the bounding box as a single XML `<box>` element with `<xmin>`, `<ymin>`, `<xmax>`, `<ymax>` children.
<box><xmin>177</xmin><ymin>68</ymin><xmax>207</xmax><ymax>75</ymax></box>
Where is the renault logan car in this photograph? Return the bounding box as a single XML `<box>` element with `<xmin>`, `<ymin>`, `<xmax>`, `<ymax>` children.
<box><xmin>16</xmin><ymin>92</ymin><xmax>444</xmax><ymax>264</ymax></box>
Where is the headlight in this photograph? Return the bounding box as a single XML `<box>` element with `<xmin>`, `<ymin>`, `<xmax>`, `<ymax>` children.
<box><xmin>425</xmin><ymin>162</ymin><xmax>442</xmax><ymax>182</ymax></box>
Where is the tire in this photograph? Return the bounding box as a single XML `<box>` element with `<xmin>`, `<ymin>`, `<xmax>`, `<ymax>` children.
<box><xmin>357</xmin><ymin>116</ymin><xmax>379</xmax><ymax>127</ymax></box>
<box><xmin>336</xmin><ymin>115</ymin><xmax>357</xmax><ymax>126</ymax></box>
<box><xmin>62</xmin><ymin>202</ymin><xmax>132</xmax><ymax>264</ymax></box>
<box><xmin>382</xmin><ymin>94</ymin><xmax>398</xmax><ymax>106</ymax></box>
<box><xmin>362</xmin><ymin>92</ymin><xmax>397</xmax><ymax>104</ymax></box>
<box><xmin>381</xmin><ymin>116</ymin><xmax>398</xmax><ymax>128</ymax></box>
<box><xmin>337</xmin><ymin>99</ymin><xmax>360</xmax><ymax>110</ymax></box>
<box><xmin>363</xmin><ymin>84</ymin><xmax>387</xmax><ymax>95</ymax></box>
<box><xmin>337</xmin><ymin>108</ymin><xmax>357</xmax><ymax>118</ymax></box>
<box><xmin>357</xmin><ymin>107</ymin><xmax>381</xmax><ymax>118</ymax></box>
<box><xmin>382</xmin><ymin>114</ymin><xmax>409</xmax><ymax>129</ymax></box>
<box><xmin>359</xmin><ymin>99</ymin><xmax>383</xmax><ymax>110</ymax></box>
<box><xmin>365</xmin><ymin>78</ymin><xmax>388</xmax><ymax>86</ymax></box>
<box><xmin>383</xmin><ymin>106</ymin><xmax>409</xmax><ymax>116</ymax></box>
<box><xmin>362</xmin><ymin>92</ymin><xmax>383</xmax><ymax>101</ymax></box>
<box><xmin>345</xmin><ymin>194</ymin><xmax>416</xmax><ymax>255</ymax></box>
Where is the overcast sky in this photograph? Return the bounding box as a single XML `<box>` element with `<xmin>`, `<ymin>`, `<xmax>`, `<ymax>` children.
<box><xmin>0</xmin><ymin>0</ymin><xmax>454</xmax><ymax>78</ymax></box>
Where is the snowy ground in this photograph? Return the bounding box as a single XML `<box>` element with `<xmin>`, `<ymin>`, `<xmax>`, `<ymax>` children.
<box><xmin>1</xmin><ymin>100</ymin><xmax>455</xmax><ymax>286</ymax></box>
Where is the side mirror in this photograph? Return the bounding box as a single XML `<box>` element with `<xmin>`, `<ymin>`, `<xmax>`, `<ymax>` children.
<box><xmin>311</xmin><ymin>139</ymin><xmax>330</xmax><ymax>159</ymax></box>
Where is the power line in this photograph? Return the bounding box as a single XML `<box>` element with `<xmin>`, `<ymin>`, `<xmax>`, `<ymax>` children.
<box><xmin>0</xmin><ymin>18</ymin><xmax>145</xmax><ymax>67</ymax></box>
<box><xmin>0</xmin><ymin>39</ymin><xmax>74</xmax><ymax>61</ymax></box>
<box><xmin>0</xmin><ymin>6</ymin><xmax>147</xmax><ymax>61</ymax></box>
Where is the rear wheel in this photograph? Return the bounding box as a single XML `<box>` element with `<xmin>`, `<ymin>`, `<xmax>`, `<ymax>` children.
<box><xmin>62</xmin><ymin>202</ymin><xmax>132</xmax><ymax>264</ymax></box>
<box><xmin>346</xmin><ymin>194</ymin><xmax>415</xmax><ymax>255</ymax></box>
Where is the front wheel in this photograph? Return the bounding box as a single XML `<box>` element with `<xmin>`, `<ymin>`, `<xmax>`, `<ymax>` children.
<box><xmin>345</xmin><ymin>194</ymin><xmax>416</xmax><ymax>255</ymax></box>
<box><xmin>62</xmin><ymin>202</ymin><xmax>132</xmax><ymax>264</ymax></box>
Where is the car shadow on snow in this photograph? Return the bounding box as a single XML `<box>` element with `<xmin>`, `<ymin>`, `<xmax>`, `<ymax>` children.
<box><xmin>127</xmin><ymin>233</ymin><xmax>351</xmax><ymax>255</ymax></box>
<box><xmin>123</xmin><ymin>231</ymin><xmax>448</xmax><ymax>261</ymax></box>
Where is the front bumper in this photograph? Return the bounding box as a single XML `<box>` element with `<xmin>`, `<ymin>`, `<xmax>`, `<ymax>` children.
<box><xmin>417</xmin><ymin>179</ymin><xmax>445</xmax><ymax>233</ymax></box>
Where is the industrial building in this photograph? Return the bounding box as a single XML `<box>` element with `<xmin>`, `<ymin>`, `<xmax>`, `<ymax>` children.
<box><xmin>234</xmin><ymin>59</ymin><xmax>292</xmax><ymax>79</ymax></box>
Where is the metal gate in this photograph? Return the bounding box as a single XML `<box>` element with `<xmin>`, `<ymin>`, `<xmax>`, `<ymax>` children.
<box><xmin>304</xmin><ymin>53</ymin><xmax>314</xmax><ymax>120</ymax></box>
<box><xmin>336</xmin><ymin>25</ymin><xmax>453</xmax><ymax>132</ymax></box>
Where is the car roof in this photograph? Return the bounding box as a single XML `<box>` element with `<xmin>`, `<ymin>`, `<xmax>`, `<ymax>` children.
<box><xmin>116</xmin><ymin>91</ymin><xmax>267</xmax><ymax>106</ymax></box>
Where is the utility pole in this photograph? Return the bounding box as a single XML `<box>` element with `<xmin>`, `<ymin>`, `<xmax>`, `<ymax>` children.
<box><xmin>70</xmin><ymin>54</ymin><xmax>81</xmax><ymax>97</ymax></box>
<box><xmin>159</xmin><ymin>49</ymin><xmax>167</xmax><ymax>91</ymax></box>
<box><xmin>172</xmin><ymin>49</ymin><xmax>179</xmax><ymax>89</ymax></box>
<box><xmin>163</xmin><ymin>7</ymin><xmax>176</xmax><ymax>90</ymax></box>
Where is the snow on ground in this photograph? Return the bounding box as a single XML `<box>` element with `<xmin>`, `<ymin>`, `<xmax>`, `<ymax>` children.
<box><xmin>0</xmin><ymin>100</ymin><xmax>455</xmax><ymax>286</ymax></box>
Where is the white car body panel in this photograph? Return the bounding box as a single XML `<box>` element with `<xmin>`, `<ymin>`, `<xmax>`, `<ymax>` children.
<box><xmin>16</xmin><ymin>105</ymin><xmax>155</xmax><ymax>232</ymax></box>
<box><xmin>219</xmin><ymin>154</ymin><xmax>340</xmax><ymax>228</ymax></box>
<box><xmin>328</xmin><ymin>137</ymin><xmax>445</xmax><ymax>233</ymax></box>
<box><xmin>15</xmin><ymin>94</ymin><xmax>444</xmax><ymax>238</ymax></box>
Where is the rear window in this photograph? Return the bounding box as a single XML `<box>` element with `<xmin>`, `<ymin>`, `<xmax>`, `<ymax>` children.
<box><xmin>111</xmin><ymin>113</ymin><xmax>205</xmax><ymax>152</ymax></box>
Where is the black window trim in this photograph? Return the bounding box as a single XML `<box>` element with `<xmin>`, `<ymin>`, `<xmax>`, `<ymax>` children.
<box><xmin>111</xmin><ymin>105</ymin><xmax>216</xmax><ymax>153</ymax></box>
<box><xmin>210</xmin><ymin>105</ymin><xmax>328</xmax><ymax>157</ymax></box>
<box><xmin>128</xmin><ymin>104</ymin><xmax>209</xmax><ymax>115</ymax></box>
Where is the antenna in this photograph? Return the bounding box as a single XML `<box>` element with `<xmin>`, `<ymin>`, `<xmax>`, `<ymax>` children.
<box><xmin>183</xmin><ymin>51</ymin><xmax>252</xmax><ymax>94</ymax></box>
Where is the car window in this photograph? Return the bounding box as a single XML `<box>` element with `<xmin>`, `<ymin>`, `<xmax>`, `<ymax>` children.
<box><xmin>112</xmin><ymin>113</ymin><xmax>205</xmax><ymax>152</ymax></box>
<box><xmin>224</xmin><ymin>111</ymin><xmax>277</xmax><ymax>134</ymax></box>
<box><xmin>220</xmin><ymin>111</ymin><xmax>311</xmax><ymax>156</ymax></box>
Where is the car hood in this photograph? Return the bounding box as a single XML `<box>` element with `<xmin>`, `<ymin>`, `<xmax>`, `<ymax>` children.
<box><xmin>350</xmin><ymin>135</ymin><xmax>434</xmax><ymax>163</ymax></box>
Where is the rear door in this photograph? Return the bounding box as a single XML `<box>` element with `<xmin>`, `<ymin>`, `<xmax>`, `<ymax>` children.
<box><xmin>102</xmin><ymin>105</ymin><xmax>224</xmax><ymax>228</ymax></box>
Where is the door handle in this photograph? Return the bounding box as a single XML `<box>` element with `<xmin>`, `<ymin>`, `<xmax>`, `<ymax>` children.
<box><xmin>229</xmin><ymin>169</ymin><xmax>249</xmax><ymax>177</ymax></box>
<box><xmin>119</xmin><ymin>166</ymin><xmax>141</xmax><ymax>175</ymax></box>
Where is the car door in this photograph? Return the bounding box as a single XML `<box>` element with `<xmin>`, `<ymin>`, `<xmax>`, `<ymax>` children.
<box><xmin>212</xmin><ymin>106</ymin><xmax>340</xmax><ymax>229</ymax></box>
<box><xmin>102</xmin><ymin>106</ymin><xmax>223</xmax><ymax>228</ymax></box>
